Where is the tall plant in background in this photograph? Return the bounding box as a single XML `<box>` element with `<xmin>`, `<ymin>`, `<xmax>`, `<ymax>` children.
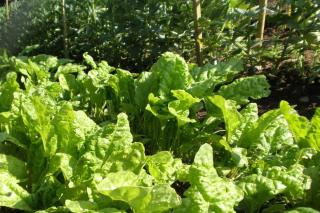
<box><xmin>0</xmin><ymin>0</ymin><xmax>319</xmax><ymax>75</ymax></box>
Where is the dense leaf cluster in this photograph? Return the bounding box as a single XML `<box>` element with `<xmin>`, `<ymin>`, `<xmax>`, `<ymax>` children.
<box><xmin>0</xmin><ymin>52</ymin><xmax>319</xmax><ymax>212</ymax></box>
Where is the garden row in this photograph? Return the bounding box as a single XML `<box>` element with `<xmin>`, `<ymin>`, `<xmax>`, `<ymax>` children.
<box><xmin>0</xmin><ymin>52</ymin><xmax>319</xmax><ymax>212</ymax></box>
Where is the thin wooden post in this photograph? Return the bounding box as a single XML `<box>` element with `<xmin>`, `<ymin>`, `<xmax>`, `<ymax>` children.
<box><xmin>61</xmin><ymin>0</ymin><xmax>69</xmax><ymax>58</ymax></box>
<box><xmin>5</xmin><ymin>0</ymin><xmax>10</xmax><ymax>21</ymax></box>
<box><xmin>257</xmin><ymin>0</ymin><xmax>268</xmax><ymax>45</ymax></box>
<box><xmin>285</xmin><ymin>3</ymin><xmax>291</xmax><ymax>16</ymax></box>
<box><xmin>193</xmin><ymin>0</ymin><xmax>202</xmax><ymax>66</ymax></box>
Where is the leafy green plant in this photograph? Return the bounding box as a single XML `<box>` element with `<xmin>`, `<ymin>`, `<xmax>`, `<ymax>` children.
<box><xmin>0</xmin><ymin>52</ymin><xmax>320</xmax><ymax>212</ymax></box>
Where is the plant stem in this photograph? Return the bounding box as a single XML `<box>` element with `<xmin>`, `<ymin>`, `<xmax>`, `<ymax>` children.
<box><xmin>193</xmin><ymin>0</ymin><xmax>203</xmax><ymax>66</ymax></box>
<box><xmin>61</xmin><ymin>0</ymin><xmax>69</xmax><ymax>58</ymax></box>
<box><xmin>257</xmin><ymin>0</ymin><xmax>268</xmax><ymax>45</ymax></box>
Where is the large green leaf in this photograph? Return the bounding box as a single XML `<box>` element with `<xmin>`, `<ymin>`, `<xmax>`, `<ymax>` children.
<box><xmin>238</xmin><ymin>109</ymin><xmax>282</xmax><ymax>148</ymax></box>
<box><xmin>266</xmin><ymin>164</ymin><xmax>311</xmax><ymax>201</ymax></box>
<box><xmin>97</xmin><ymin>171</ymin><xmax>181</xmax><ymax>213</ymax></box>
<box><xmin>83</xmin><ymin>52</ymin><xmax>97</xmax><ymax>69</ymax></box>
<box><xmin>230</xmin><ymin>103</ymin><xmax>259</xmax><ymax>144</ymax></box>
<box><xmin>206</xmin><ymin>95</ymin><xmax>241</xmax><ymax>142</ymax></box>
<box><xmin>305</xmin><ymin>108</ymin><xmax>320</xmax><ymax>150</ymax></box>
<box><xmin>146</xmin><ymin>151</ymin><xmax>182</xmax><ymax>184</ymax></box>
<box><xmin>0</xmin><ymin>172</ymin><xmax>33</xmax><ymax>211</ymax></box>
<box><xmin>53</xmin><ymin>104</ymin><xmax>97</xmax><ymax>157</ymax></box>
<box><xmin>65</xmin><ymin>200</ymin><xmax>123</xmax><ymax>213</ymax></box>
<box><xmin>101</xmin><ymin>142</ymin><xmax>146</xmax><ymax>175</ymax></box>
<box><xmin>176</xmin><ymin>144</ymin><xmax>243</xmax><ymax>213</ymax></box>
<box><xmin>134</xmin><ymin>72</ymin><xmax>158</xmax><ymax>109</ymax></box>
<box><xmin>105</xmin><ymin>113</ymin><xmax>133</xmax><ymax>149</ymax></box>
<box><xmin>21</xmin><ymin>95</ymin><xmax>56</xmax><ymax>156</ymax></box>
<box><xmin>286</xmin><ymin>207</ymin><xmax>320</xmax><ymax>213</ymax></box>
<box><xmin>238</xmin><ymin>174</ymin><xmax>286</xmax><ymax>213</ymax></box>
<box><xmin>0</xmin><ymin>72</ymin><xmax>20</xmax><ymax>112</ymax></box>
<box><xmin>188</xmin><ymin>58</ymin><xmax>243</xmax><ymax>98</ymax></box>
<box><xmin>168</xmin><ymin>90</ymin><xmax>200</xmax><ymax>126</ymax></box>
<box><xmin>280</xmin><ymin>101</ymin><xmax>310</xmax><ymax>145</ymax></box>
<box><xmin>151</xmin><ymin>52</ymin><xmax>193</xmax><ymax>99</ymax></box>
<box><xmin>0</xmin><ymin>154</ymin><xmax>27</xmax><ymax>182</ymax></box>
<box><xmin>217</xmin><ymin>75</ymin><xmax>270</xmax><ymax>104</ymax></box>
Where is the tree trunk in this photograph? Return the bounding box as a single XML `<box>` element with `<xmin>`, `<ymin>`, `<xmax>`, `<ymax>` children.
<box><xmin>193</xmin><ymin>0</ymin><xmax>202</xmax><ymax>66</ymax></box>
<box><xmin>257</xmin><ymin>0</ymin><xmax>268</xmax><ymax>45</ymax></box>
<box><xmin>61</xmin><ymin>0</ymin><xmax>69</xmax><ymax>58</ymax></box>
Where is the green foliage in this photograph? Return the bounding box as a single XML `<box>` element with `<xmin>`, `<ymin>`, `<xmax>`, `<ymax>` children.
<box><xmin>0</xmin><ymin>52</ymin><xmax>319</xmax><ymax>212</ymax></box>
<box><xmin>1</xmin><ymin>0</ymin><xmax>319</xmax><ymax>75</ymax></box>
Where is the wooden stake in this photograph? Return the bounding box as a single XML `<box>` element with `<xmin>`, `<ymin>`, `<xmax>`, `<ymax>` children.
<box><xmin>61</xmin><ymin>0</ymin><xmax>69</xmax><ymax>58</ymax></box>
<box><xmin>257</xmin><ymin>0</ymin><xmax>268</xmax><ymax>45</ymax></box>
<box><xmin>5</xmin><ymin>0</ymin><xmax>9</xmax><ymax>21</ymax></box>
<box><xmin>285</xmin><ymin>3</ymin><xmax>292</xmax><ymax>16</ymax></box>
<box><xmin>193</xmin><ymin>0</ymin><xmax>203</xmax><ymax>66</ymax></box>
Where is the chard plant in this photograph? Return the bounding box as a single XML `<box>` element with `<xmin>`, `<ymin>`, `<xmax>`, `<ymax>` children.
<box><xmin>0</xmin><ymin>52</ymin><xmax>320</xmax><ymax>212</ymax></box>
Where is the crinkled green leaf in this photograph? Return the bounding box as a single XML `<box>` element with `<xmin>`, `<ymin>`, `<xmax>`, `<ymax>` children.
<box><xmin>230</xmin><ymin>103</ymin><xmax>259</xmax><ymax>144</ymax></box>
<box><xmin>171</xmin><ymin>90</ymin><xmax>201</xmax><ymax>105</ymax></box>
<box><xmin>65</xmin><ymin>200</ymin><xmax>123</xmax><ymax>212</ymax></box>
<box><xmin>14</xmin><ymin>58</ymin><xmax>50</xmax><ymax>83</ymax></box>
<box><xmin>0</xmin><ymin>154</ymin><xmax>27</xmax><ymax>182</ymax></box>
<box><xmin>97</xmin><ymin>171</ymin><xmax>181</xmax><ymax>213</ymax></box>
<box><xmin>53</xmin><ymin>104</ymin><xmax>97</xmax><ymax>157</ymax></box>
<box><xmin>83</xmin><ymin>52</ymin><xmax>97</xmax><ymax>69</ymax></box>
<box><xmin>286</xmin><ymin>207</ymin><xmax>320</xmax><ymax>213</ymax></box>
<box><xmin>244</xmin><ymin>115</ymin><xmax>295</xmax><ymax>160</ymax></box>
<box><xmin>75</xmin><ymin>113</ymin><xmax>141</xmax><ymax>181</ymax></box>
<box><xmin>96</xmin><ymin>171</ymin><xmax>140</xmax><ymax>191</ymax></box>
<box><xmin>0</xmin><ymin>172</ymin><xmax>33</xmax><ymax>211</ymax></box>
<box><xmin>88</xmin><ymin>67</ymin><xmax>115</xmax><ymax>89</ymax></box>
<box><xmin>188</xmin><ymin>58</ymin><xmax>243</xmax><ymax>98</ymax></box>
<box><xmin>151</xmin><ymin>52</ymin><xmax>193</xmax><ymax>98</ymax></box>
<box><xmin>101</xmin><ymin>142</ymin><xmax>146</xmax><ymax>175</ymax></box>
<box><xmin>176</xmin><ymin>144</ymin><xmax>243</xmax><ymax>213</ymax></box>
<box><xmin>134</xmin><ymin>72</ymin><xmax>158</xmax><ymax>109</ymax></box>
<box><xmin>238</xmin><ymin>174</ymin><xmax>286</xmax><ymax>213</ymax></box>
<box><xmin>35</xmin><ymin>206</ymin><xmax>69</xmax><ymax>213</ymax></box>
<box><xmin>206</xmin><ymin>95</ymin><xmax>241</xmax><ymax>142</ymax></box>
<box><xmin>106</xmin><ymin>113</ymin><xmax>133</xmax><ymax>149</ymax></box>
<box><xmin>146</xmin><ymin>93</ymin><xmax>173</xmax><ymax>120</ymax></box>
<box><xmin>266</xmin><ymin>164</ymin><xmax>311</xmax><ymax>201</ymax></box>
<box><xmin>218</xmin><ymin>75</ymin><xmax>270</xmax><ymax>104</ymax></box>
<box><xmin>116</xmin><ymin>69</ymin><xmax>135</xmax><ymax>112</ymax></box>
<box><xmin>168</xmin><ymin>90</ymin><xmax>200</xmax><ymax>125</ymax></box>
<box><xmin>30</xmin><ymin>55</ymin><xmax>59</xmax><ymax>72</ymax></box>
<box><xmin>48</xmin><ymin>153</ymin><xmax>76</xmax><ymax>181</ymax></box>
<box><xmin>0</xmin><ymin>72</ymin><xmax>20</xmax><ymax>112</ymax></box>
<box><xmin>21</xmin><ymin>95</ymin><xmax>56</xmax><ymax>156</ymax></box>
<box><xmin>146</xmin><ymin>151</ymin><xmax>182</xmax><ymax>184</ymax></box>
<box><xmin>305</xmin><ymin>108</ymin><xmax>320</xmax><ymax>150</ymax></box>
<box><xmin>238</xmin><ymin>109</ymin><xmax>282</xmax><ymax>148</ymax></box>
<box><xmin>262</xmin><ymin>116</ymin><xmax>295</xmax><ymax>154</ymax></box>
<box><xmin>55</xmin><ymin>63</ymin><xmax>86</xmax><ymax>78</ymax></box>
<box><xmin>280</xmin><ymin>101</ymin><xmax>310</xmax><ymax>145</ymax></box>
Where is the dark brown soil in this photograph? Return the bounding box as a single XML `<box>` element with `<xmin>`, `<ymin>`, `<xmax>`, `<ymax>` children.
<box><xmin>257</xmin><ymin>71</ymin><xmax>320</xmax><ymax>118</ymax></box>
